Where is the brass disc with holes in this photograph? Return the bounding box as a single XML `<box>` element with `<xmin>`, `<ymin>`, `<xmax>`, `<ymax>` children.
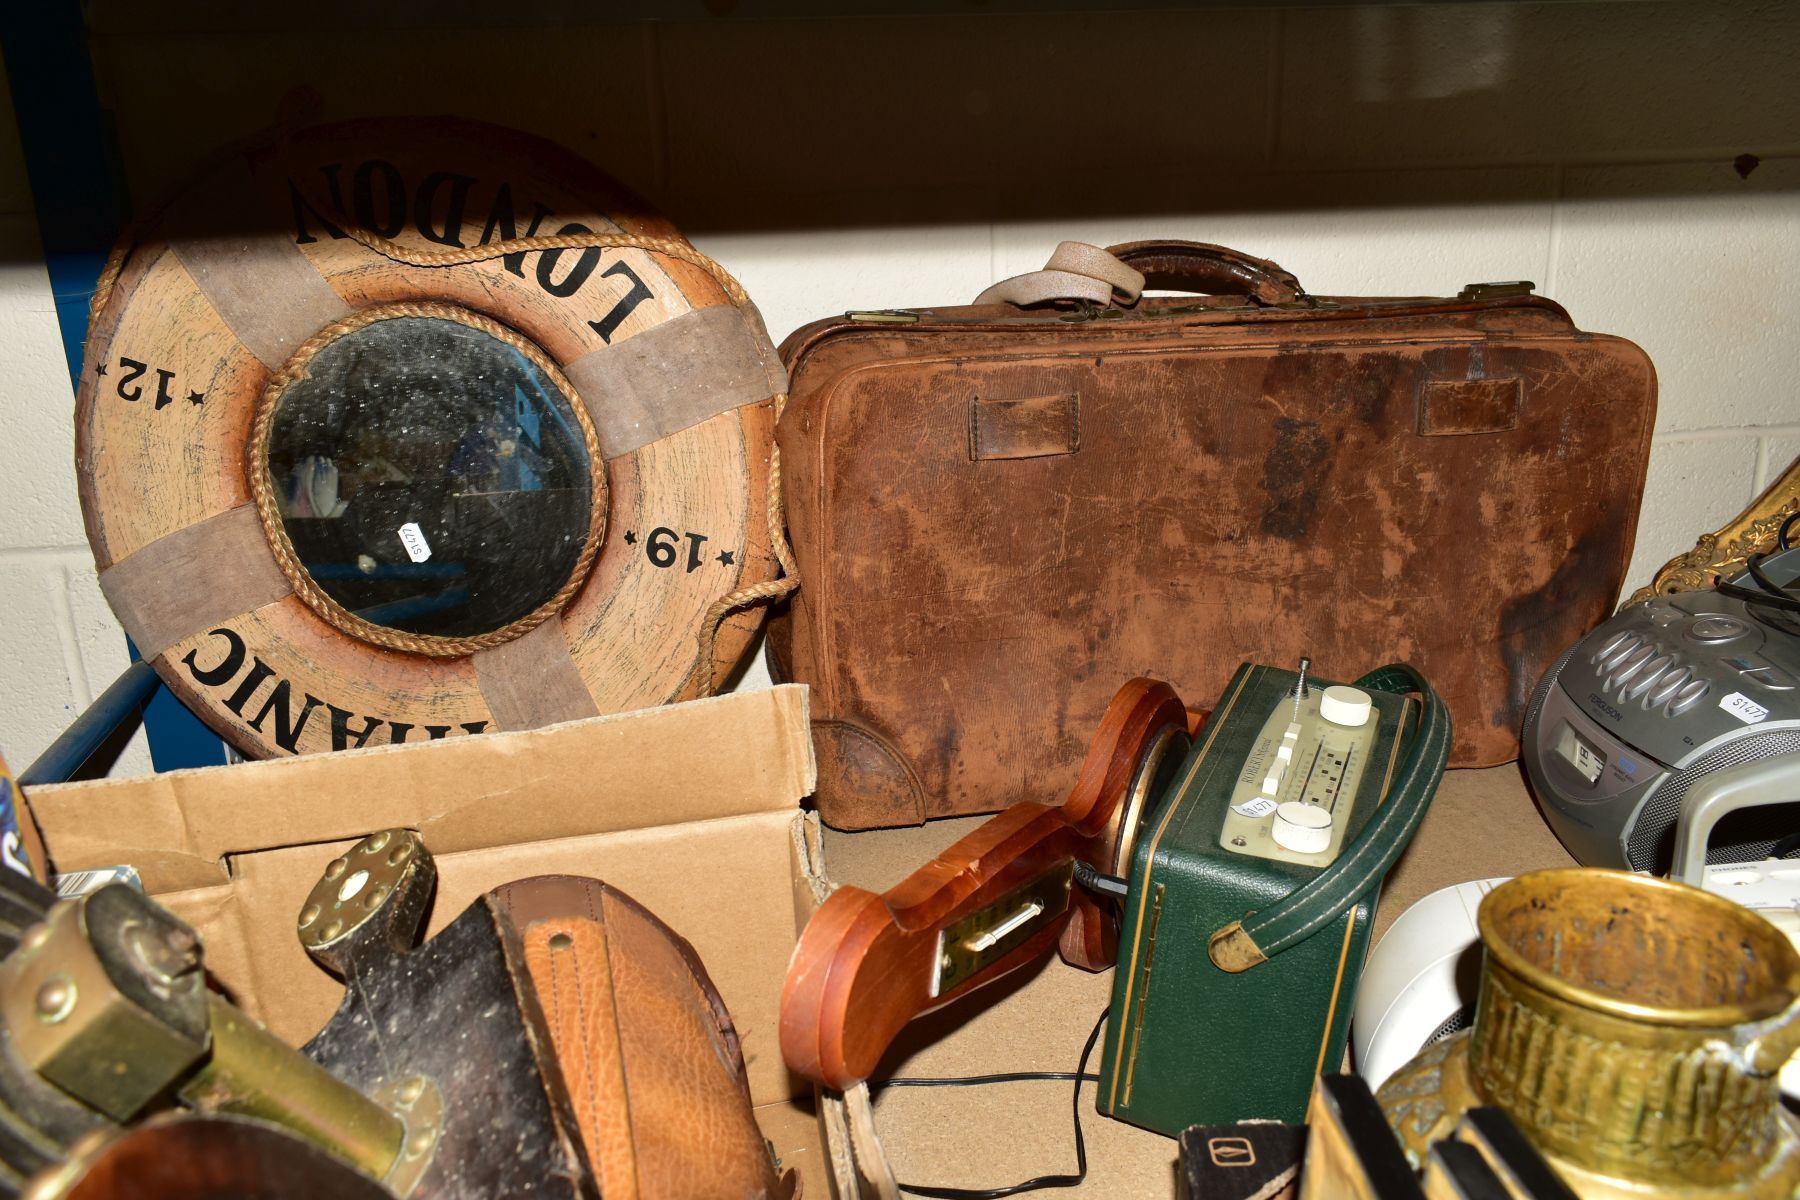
<box><xmin>78</xmin><ymin>119</ymin><xmax>782</xmax><ymax>759</ymax></box>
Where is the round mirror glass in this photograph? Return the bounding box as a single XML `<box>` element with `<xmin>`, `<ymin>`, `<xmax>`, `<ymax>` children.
<box><xmin>267</xmin><ymin>314</ymin><xmax>595</xmax><ymax>639</ymax></box>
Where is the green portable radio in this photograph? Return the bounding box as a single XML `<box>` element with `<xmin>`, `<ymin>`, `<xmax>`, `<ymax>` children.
<box><xmin>1096</xmin><ymin>660</ymin><xmax>1450</xmax><ymax>1135</ymax></box>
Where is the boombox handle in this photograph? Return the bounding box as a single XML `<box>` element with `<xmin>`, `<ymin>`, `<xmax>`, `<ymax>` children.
<box><xmin>1208</xmin><ymin>664</ymin><xmax>1453</xmax><ymax>973</ymax></box>
<box><xmin>1670</xmin><ymin>750</ymin><xmax>1800</xmax><ymax>886</ymax></box>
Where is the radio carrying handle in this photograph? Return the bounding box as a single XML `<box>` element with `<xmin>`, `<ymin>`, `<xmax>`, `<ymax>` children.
<box><xmin>1670</xmin><ymin>750</ymin><xmax>1800</xmax><ymax>886</ymax></box>
<box><xmin>1208</xmin><ymin>664</ymin><xmax>1452</xmax><ymax>973</ymax></box>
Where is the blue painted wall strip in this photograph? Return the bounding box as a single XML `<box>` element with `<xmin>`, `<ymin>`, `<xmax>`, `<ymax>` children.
<box><xmin>2</xmin><ymin>2</ymin><xmax>227</xmax><ymax>772</ymax></box>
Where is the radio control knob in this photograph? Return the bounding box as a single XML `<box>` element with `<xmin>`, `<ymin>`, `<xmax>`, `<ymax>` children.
<box><xmin>1271</xmin><ymin>802</ymin><xmax>1333</xmax><ymax>854</ymax></box>
<box><xmin>1319</xmin><ymin>686</ymin><xmax>1373</xmax><ymax>728</ymax></box>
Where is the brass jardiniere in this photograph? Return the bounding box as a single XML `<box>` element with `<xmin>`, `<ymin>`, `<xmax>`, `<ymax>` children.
<box><xmin>1379</xmin><ymin>868</ymin><xmax>1800</xmax><ymax>1199</ymax></box>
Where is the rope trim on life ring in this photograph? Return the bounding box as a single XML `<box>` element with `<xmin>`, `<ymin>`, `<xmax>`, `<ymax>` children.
<box><xmin>246</xmin><ymin>301</ymin><xmax>610</xmax><ymax>659</ymax></box>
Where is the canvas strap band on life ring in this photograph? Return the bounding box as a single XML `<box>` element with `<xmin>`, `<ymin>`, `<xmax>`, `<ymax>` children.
<box><xmin>332</xmin><ymin>220</ymin><xmax>790</xmax><ymax>458</ymax></box>
<box><xmin>169</xmin><ymin>229</ymin><xmax>783</xmax><ymax>460</ymax></box>
<box><xmin>168</xmin><ymin>233</ymin><xmax>354</xmax><ymax>370</ymax></box>
<box><xmin>96</xmin><ymin>505</ymin><xmax>293</xmax><ymax>660</ymax></box>
<box><xmin>565</xmin><ymin>303</ymin><xmax>788</xmax><ymax>459</ymax></box>
<box><xmin>471</xmin><ymin>620</ymin><xmax>600</xmax><ymax>730</ymax></box>
<box><xmin>104</xmin><ymin>512</ymin><xmax>605</xmax><ymax>731</ymax></box>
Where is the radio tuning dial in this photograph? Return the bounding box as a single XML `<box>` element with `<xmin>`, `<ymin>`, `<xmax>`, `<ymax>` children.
<box><xmin>1320</xmin><ymin>685</ymin><xmax>1373</xmax><ymax>728</ymax></box>
<box><xmin>1271</xmin><ymin>801</ymin><xmax>1333</xmax><ymax>854</ymax></box>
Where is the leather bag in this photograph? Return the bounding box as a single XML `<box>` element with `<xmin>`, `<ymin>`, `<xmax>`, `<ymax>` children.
<box><xmin>492</xmin><ymin>876</ymin><xmax>795</xmax><ymax>1200</ymax></box>
<box><xmin>770</xmin><ymin>240</ymin><xmax>1655</xmax><ymax>829</ymax></box>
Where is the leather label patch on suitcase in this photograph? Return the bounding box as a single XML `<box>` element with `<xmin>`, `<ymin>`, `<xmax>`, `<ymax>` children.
<box><xmin>1417</xmin><ymin>377</ymin><xmax>1522</xmax><ymax>436</ymax></box>
<box><xmin>970</xmin><ymin>393</ymin><xmax>1080</xmax><ymax>461</ymax></box>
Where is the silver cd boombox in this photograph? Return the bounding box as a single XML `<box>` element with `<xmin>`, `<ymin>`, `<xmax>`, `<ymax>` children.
<box><xmin>1524</xmin><ymin>550</ymin><xmax>1800</xmax><ymax>872</ymax></box>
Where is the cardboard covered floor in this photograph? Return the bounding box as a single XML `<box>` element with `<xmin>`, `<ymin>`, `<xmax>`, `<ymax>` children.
<box><xmin>821</xmin><ymin>762</ymin><xmax>1575</xmax><ymax>1197</ymax></box>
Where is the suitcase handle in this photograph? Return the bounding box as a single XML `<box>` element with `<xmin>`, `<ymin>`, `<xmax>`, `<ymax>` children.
<box><xmin>1106</xmin><ymin>240</ymin><xmax>1303</xmax><ymax>306</ymax></box>
<box><xmin>975</xmin><ymin>239</ymin><xmax>1302</xmax><ymax>308</ymax></box>
<box><xmin>1207</xmin><ymin>663</ymin><xmax>1450</xmax><ymax>973</ymax></box>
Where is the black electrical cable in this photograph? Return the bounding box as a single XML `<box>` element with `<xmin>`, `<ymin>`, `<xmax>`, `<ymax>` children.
<box><xmin>1715</xmin><ymin>578</ymin><xmax>1800</xmax><ymax>613</ymax></box>
<box><xmin>1770</xmin><ymin>831</ymin><xmax>1800</xmax><ymax>860</ymax></box>
<box><xmin>875</xmin><ymin>1072</ymin><xmax>1101</xmax><ymax>1089</ymax></box>
<box><xmin>1779</xmin><ymin>511</ymin><xmax>1800</xmax><ymax>552</ymax></box>
<box><xmin>1706</xmin><ymin>582</ymin><xmax>1800</xmax><ymax>615</ymax></box>
<box><xmin>1716</xmin><ymin>551</ymin><xmax>1800</xmax><ymax>614</ymax></box>
<box><xmin>1748</xmin><ymin>552</ymin><xmax>1800</xmax><ymax>603</ymax></box>
<box><xmin>886</xmin><ymin>1008</ymin><xmax>1110</xmax><ymax>1200</ymax></box>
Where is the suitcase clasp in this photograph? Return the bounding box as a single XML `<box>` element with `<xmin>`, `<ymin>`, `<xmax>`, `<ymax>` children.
<box><xmin>1457</xmin><ymin>280</ymin><xmax>1536</xmax><ymax>300</ymax></box>
<box><xmin>1057</xmin><ymin>299</ymin><xmax>1125</xmax><ymax>322</ymax></box>
<box><xmin>844</xmin><ymin>309</ymin><xmax>921</xmax><ymax>324</ymax></box>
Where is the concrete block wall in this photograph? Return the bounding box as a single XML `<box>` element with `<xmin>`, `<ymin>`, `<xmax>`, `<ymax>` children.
<box><xmin>0</xmin><ymin>52</ymin><xmax>153</xmax><ymax>776</ymax></box>
<box><xmin>1</xmin><ymin>1</ymin><xmax>1796</xmax><ymax>774</ymax></box>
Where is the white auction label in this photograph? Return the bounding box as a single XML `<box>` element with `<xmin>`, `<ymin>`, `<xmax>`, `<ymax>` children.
<box><xmin>1230</xmin><ymin>796</ymin><xmax>1279</xmax><ymax>818</ymax></box>
<box><xmin>1719</xmin><ymin>691</ymin><xmax>1770</xmax><ymax>725</ymax></box>
<box><xmin>397</xmin><ymin>522</ymin><xmax>432</xmax><ymax>564</ymax></box>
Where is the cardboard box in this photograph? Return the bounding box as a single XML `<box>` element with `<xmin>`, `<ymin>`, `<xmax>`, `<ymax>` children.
<box><xmin>28</xmin><ymin>685</ymin><xmax>836</xmax><ymax>1198</ymax></box>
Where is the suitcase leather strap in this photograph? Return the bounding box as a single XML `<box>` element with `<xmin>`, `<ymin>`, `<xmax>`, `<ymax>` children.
<box><xmin>974</xmin><ymin>239</ymin><xmax>1303</xmax><ymax>309</ymax></box>
<box><xmin>974</xmin><ymin>240</ymin><xmax>1145</xmax><ymax>306</ymax></box>
<box><xmin>1207</xmin><ymin>664</ymin><xmax>1451</xmax><ymax>973</ymax></box>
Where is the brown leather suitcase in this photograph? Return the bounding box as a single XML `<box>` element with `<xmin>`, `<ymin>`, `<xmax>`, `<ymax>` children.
<box><xmin>769</xmin><ymin>240</ymin><xmax>1655</xmax><ymax>829</ymax></box>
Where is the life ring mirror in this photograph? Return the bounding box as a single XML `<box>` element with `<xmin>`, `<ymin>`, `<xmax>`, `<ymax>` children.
<box><xmin>254</xmin><ymin>304</ymin><xmax>606</xmax><ymax>648</ymax></box>
<box><xmin>80</xmin><ymin>117</ymin><xmax>789</xmax><ymax>758</ymax></box>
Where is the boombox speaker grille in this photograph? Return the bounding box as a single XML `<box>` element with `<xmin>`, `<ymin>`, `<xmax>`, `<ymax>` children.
<box><xmin>1523</xmin><ymin>643</ymin><xmax>1579</xmax><ymax>742</ymax></box>
<box><xmin>1626</xmin><ymin>728</ymin><xmax>1800</xmax><ymax>872</ymax></box>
